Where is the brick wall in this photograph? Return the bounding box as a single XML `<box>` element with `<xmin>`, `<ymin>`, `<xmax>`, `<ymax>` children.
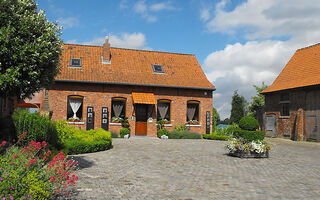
<box><xmin>48</xmin><ymin>82</ymin><xmax>213</xmax><ymax>137</ymax></box>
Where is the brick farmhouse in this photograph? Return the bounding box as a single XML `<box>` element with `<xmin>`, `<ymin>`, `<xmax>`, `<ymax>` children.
<box><xmin>25</xmin><ymin>38</ymin><xmax>215</xmax><ymax>137</ymax></box>
<box><xmin>262</xmin><ymin>43</ymin><xmax>320</xmax><ymax>141</ymax></box>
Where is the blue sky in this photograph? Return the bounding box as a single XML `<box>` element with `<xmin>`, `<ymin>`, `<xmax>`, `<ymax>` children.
<box><xmin>37</xmin><ymin>0</ymin><xmax>320</xmax><ymax>119</ymax></box>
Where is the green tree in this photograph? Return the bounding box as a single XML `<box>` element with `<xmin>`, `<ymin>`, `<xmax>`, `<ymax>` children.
<box><xmin>230</xmin><ymin>90</ymin><xmax>246</xmax><ymax>124</ymax></box>
<box><xmin>212</xmin><ymin>107</ymin><xmax>220</xmax><ymax>132</ymax></box>
<box><xmin>248</xmin><ymin>82</ymin><xmax>268</xmax><ymax>119</ymax></box>
<box><xmin>0</xmin><ymin>0</ymin><xmax>63</xmax><ymax>99</ymax></box>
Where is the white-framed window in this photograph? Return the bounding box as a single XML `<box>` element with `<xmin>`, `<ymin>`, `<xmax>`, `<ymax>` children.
<box><xmin>67</xmin><ymin>96</ymin><xmax>83</xmax><ymax>120</ymax></box>
<box><xmin>111</xmin><ymin>97</ymin><xmax>126</xmax><ymax>122</ymax></box>
<box><xmin>152</xmin><ymin>64</ymin><xmax>164</xmax><ymax>73</ymax></box>
<box><xmin>187</xmin><ymin>100</ymin><xmax>200</xmax><ymax>123</ymax></box>
<box><xmin>70</xmin><ymin>58</ymin><xmax>82</xmax><ymax>67</ymax></box>
<box><xmin>157</xmin><ymin>99</ymin><xmax>171</xmax><ymax>122</ymax></box>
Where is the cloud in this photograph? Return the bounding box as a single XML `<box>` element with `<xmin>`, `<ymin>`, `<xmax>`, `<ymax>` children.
<box><xmin>83</xmin><ymin>32</ymin><xmax>149</xmax><ymax>49</ymax></box>
<box><xmin>133</xmin><ymin>0</ymin><xmax>176</xmax><ymax>22</ymax></box>
<box><xmin>58</xmin><ymin>17</ymin><xmax>79</xmax><ymax>29</ymax></box>
<box><xmin>202</xmin><ymin>0</ymin><xmax>320</xmax><ymax>119</ymax></box>
<box><xmin>200</xmin><ymin>8</ymin><xmax>210</xmax><ymax>21</ymax></box>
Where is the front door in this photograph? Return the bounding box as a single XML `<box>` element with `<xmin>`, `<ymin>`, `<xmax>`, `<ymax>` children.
<box><xmin>135</xmin><ymin>104</ymin><xmax>148</xmax><ymax>135</ymax></box>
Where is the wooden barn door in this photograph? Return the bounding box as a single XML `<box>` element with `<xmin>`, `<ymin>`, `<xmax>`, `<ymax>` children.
<box><xmin>266</xmin><ymin>114</ymin><xmax>277</xmax><ymax>137</ymax></box>
<box><xmin>306</xmin><ymin>91</ymin><xmax>320</xmax><ymax>141</ymax></box>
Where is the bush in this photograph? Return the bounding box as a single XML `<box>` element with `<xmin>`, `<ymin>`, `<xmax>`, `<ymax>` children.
<box><xmin>203</xmin><ymin>134</ymin><xmax>232</xmax><ymax>141</ymax></box>
<box><xmin>233</xmin><ymin>130</ymin><xmax>265</xmax><ymax>142</ymax></box>
<box><xmin>238</xmin><ymin>116</ymin><xmax>259</xmax><ymax>131</ymax></box>
<box><xmin>12</xmin><ymin>109</ymin><xmax>61</xmax><ymax>148</ymax></box>
<box><xmin>166</xmin><ymin>131</ymin><xmax>201</xmax><ymax>139</ymax></box>
<box><xmin>63</xmin><ymin>128</ymin><xmax>112</xmax><ymax>154</ymax></box>
<box><xmin>174</xmin><ymin>124</ymin><xmax>190</xmax><ymax>132</ymax></box>
<box><xmin>64</xmin><ymin>138</ymin><xmax>111</xmax><ymax>155</ymax></box>
<box><xmin>215</xmin><ymin>124</ymin><xmax>240</xmax><ymax>136</ymax></box>
<box><xmin>157</xmin><ymin>129</ymin><xmax>170</xmax><ymax>138</ymax></box>
<box><xmin>120</xmin><ymin>128</ymin><xmax>130</xmax><ymax>138</ymax></box>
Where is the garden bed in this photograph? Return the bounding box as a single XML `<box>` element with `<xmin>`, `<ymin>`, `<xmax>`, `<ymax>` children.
<box><xmin>229</xmin><ymin>149</ymin><xmax>269</xmax><ymax>158</ymax></box>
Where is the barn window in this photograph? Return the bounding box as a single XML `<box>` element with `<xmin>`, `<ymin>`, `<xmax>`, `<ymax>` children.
<box><xmin>281</xmin><ymin>103</ymin><xmax>290</xmax><ymax>116</ymax></box>
<box><xmin>67</xmin><ymin>96</ymin><xmax>83</xmax><ymax>120</ymax></box>
<box><xmin>111</xmin><ymin>97</ymin><xmax>126</xmax><ymax>122</ymax></box>
<box><xmin>157</xmin><ymin>99</ymin><xmax>171</xmax><ymax>122</ymax></box>
<box><xmin>187</xmin><ymin>100</ymin><xmax>199</xmax><ymax>123</ymax></box>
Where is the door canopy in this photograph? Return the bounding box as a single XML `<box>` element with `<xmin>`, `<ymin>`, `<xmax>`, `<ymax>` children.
<box><xmin>132</xmin><ymin>92</ymin><xmax>156</xmax><ymax>104</ymax></box>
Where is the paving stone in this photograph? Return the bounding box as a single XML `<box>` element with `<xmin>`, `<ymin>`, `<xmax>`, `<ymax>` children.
<box><xmin>66</xmin><ymin>138</ymin><xmax>320</xmax><ymax>200</ymax></box>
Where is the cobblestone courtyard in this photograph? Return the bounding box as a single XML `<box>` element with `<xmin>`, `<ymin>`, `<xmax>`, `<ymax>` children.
<box><xmin>69</xmin><ymin>138</ymin><xmax>320</xmax><ymax>200</ymax></box>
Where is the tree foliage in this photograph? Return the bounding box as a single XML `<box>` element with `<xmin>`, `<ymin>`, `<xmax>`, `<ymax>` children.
<box><xmin>230</xmin><ymin>90</ymin><xmax>246</xmax><ymax>124</ymax></box>
<box><xmin>0</xmin><ymin>0</ymin><xmax>63</xmax><ymax>99</ymax></box>
<box><xmin>212</xmin><ymin>107</ymin><xmax>220</xmax><ymax>132</ymax></box>
<box><xmin>248</xmin><ymin>82</ymin><xmax>268</xmax><ymax>118</ymax></box>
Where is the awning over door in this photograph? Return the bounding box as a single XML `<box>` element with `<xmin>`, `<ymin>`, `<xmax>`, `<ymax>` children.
<box><xmin>132</xmin><ymin>92</ymin><xmax>156</xmax><ymax>104</ymax></box>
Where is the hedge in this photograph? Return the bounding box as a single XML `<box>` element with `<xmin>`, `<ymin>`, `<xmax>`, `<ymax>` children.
<box><xmin>165</xmin><ymin>131</ymin><xmax>201</xmax><ymax>139</ymax></box>
<box><xmin>238</xmin><ymin>116</ymin><xmax>259</xmax><ymax>131</ymax></box>
<box><xmin>64</xmin><ymin>138</ymin><xmax>111</xmax><ymax>155</ymax></box>
<box><xmin>120</xmin><ymin>128</ymin><xmax>130</xmax><ymax>138</ymax></box>
<box><xmin>203</xmin><ymin>134</ymin><xmax>231</xmax><ymax>141</ymax></box>
<box><xmin>233</xmin><ymin>129</ymin><xmax>265</xmax><ymax>142</ymax></box>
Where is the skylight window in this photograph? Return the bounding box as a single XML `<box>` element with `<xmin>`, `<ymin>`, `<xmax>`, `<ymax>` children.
<box><xmin>152</xmin><ymin>64</ymin><xmax>164</xmax><ymax>73</ymax></box>
<box><xmin>70</xmin><ymin>58</ymin><xmax>81</xmax><ymax>67</ymax></box>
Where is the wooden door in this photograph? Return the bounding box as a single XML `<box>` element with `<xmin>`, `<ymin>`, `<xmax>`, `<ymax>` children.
<box><xmin>306</xmin><ymin>91</ymin><xmax>320</xmax><ymax>141</ymax></box>
<box><xmin>135</xmin><ymin>104</ymin><xmax>148</xmax><ymax>135</ymax></box>
<box><xmin>266</xmin><ymin>114</ymin><xmax>276</xmax><ymax>137</ymax></box>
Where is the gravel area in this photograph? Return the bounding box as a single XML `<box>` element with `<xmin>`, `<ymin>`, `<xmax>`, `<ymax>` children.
<box><xmin>67</xmin><ymin>137</ymin><xmax>320</xmax><ymax>200</ymax></box>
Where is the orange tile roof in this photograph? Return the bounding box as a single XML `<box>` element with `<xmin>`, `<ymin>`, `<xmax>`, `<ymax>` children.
<box><xmin>262</xmin><ymin>43</ymin><xmax>320</xmax><ymax>93</ymax></box>
<box><xmin>56</xmin><ymin>44</ymin><xmax>215</xmax><ymax>90</ymax></box>
<box><xmin>132</xmin><ymin>92</ymin><xmax>156</xmax><ymax>104</ymax></box>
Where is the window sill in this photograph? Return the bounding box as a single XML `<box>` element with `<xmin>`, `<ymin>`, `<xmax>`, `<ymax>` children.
<box><xmin>186</xmin><ymin>124</ymin><xmax>201</xmax><ymax>127</ymax></box>
<box><xmin>110</xmin><ymin>123</ymin><xmax>122</xmax><ymax>126</ymax></box>
<box><xmin>279</xmin><ymin>116</ymin><xmax>290</xmax><ymax>119</ymax></box>
<box><xmin>156</xmin><ymin>124</ymin><xmax>172</xmax><ymax>127</ymax></box>
<box><xmin>68</xmin><ymin>121</ymin><xmax>85</xmax><ymax>125</ymax></box>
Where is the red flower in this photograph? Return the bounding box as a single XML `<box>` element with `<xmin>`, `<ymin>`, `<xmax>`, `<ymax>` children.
<box><xmin>13</xmin><ymin>155</ymin><xmax>18</xmax><ymax>158</ymax></box>
<box><xmin>10</xmin><ymin>162</ymin><xmax>15</xmax><ymax>165</ymax></box>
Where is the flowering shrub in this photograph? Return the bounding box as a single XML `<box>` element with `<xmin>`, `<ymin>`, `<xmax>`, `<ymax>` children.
<box><xmin>0</xmin><ymin>132</ymin><xmax>78</xmax><ymax>199</ymax></box>
<box><xmin>226</xmin><ymin>138</ymin><xmax>271</xmax><ymax>154</ymax></box>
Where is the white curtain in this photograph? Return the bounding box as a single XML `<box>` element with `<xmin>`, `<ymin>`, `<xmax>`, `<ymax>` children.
<box><xmin>158</xmin><ymin>103</ymin><xmax>169</xmax><ymax>120</ymax></box>
<box><xmin>113</xmin><ymin>103</ymin><xmax>123</xmax><ymax>118</ymax></box>
<box><xmin>187</xmin><ymin>104</ymin><xmax>196</xmax><ymax>121</ymax></box>
<box><xmin>69</xmin><ymin>98</ymin><xmax>82</xmax><ymax>119</ymax></box>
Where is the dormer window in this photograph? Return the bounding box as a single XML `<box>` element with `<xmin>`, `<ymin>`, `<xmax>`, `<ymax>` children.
<box><xmin>152</xmin><ymin>64</ymin><xmax>164</xmax><ymax>73</ymax></box>
<box><xmin>70</xmin><ymin>58</ymin><xmax>81</xmax><ymax>67</ymax></box>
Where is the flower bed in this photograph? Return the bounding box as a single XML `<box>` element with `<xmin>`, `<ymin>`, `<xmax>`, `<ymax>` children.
<box><xmin>226</xmin><ymin>138</ymin><xmax>271</xmax><ymax>158</ymax></box>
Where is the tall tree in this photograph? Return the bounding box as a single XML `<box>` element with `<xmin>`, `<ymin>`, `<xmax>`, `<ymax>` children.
<box><xmin>230</xmin><ymin>90</ymin><xmax>246</xmax><ymax>124</ymax></box>
<box><xmin>248</xmin><ymin>82</ymin><xmax>268</xmax><ymax>119</ymax></box>
<box><xmin>212</xmin><ymin>107</ymin><xmax>220</xmax><ymax>132</ymax></box>
<box><xmin>0</xmin><ymin>0</ymin><xmax>63</xmax><ymax>99</ymax></box>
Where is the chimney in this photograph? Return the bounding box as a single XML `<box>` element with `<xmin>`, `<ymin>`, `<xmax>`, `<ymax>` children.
<box><xmin>102</xmin><ymin>35</ymin><xmax>111</xmax><ymax>63</ymax></box>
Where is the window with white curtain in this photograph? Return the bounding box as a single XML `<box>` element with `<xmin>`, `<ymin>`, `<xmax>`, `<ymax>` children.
<box><xmin>111</xmin><ymin>97</ymin><xmax>126</xmax><ymax>121</ymax></box>
<box><xmin>187</xmin><ymin>100</ymin><xmax>199</xmax><ymax>122</ymax></box>
<box><xmin>67</xmin><ymin>96</ymin><xmax>83</xmax><ymax>120</ymax></box>
<box><xmin>157</xmin><ymin>99</ymin><xmax>170</xmax><ymax>122</ymax></box>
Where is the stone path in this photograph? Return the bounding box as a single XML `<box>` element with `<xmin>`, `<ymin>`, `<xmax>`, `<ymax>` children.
<box><xmin>67</xmin><ymin>138</ymin><xmax>320</xmax><ymax>200</ymax></box>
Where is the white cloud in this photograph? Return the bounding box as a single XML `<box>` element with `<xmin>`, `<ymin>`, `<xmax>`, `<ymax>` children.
<box><xmin>83</xmin><ymin>32</ymin><xmax>149</xmax><ymax>49</ymax></box>
<box><xmin>203</xmin><ymin>0</ymin><xmax>320</xmax><ymax>119</ymax></box>
<box><xmin>133</xmin><ymin>0</ymin><xmax>176</xmax><ymax>22</ymax></box>
<box><xmin>58</xmin><ymin>17</ymin><xmax>79</xmax><ymax>29</ymax></box>
<box><xmin>200</xmin><ymin>8</ymin><xmax>210</xmax><ymax>21</ymax></box>
<box><xmin>150</xmin><ymin>2</ymin><xmax>175</xmax><ymax>12</ymax></box>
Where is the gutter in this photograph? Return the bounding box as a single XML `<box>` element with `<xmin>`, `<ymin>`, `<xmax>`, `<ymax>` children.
<box><xmin>55</xmin><ymin>79</ymin><xmax>216</xmax><ymax>91</ymax></box>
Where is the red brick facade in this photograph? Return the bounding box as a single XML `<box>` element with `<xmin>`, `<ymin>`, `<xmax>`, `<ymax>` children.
<box><xmin>48</xmin><ymin>82</ymin><xmax>213</xmax><ymax>137</ymax></box>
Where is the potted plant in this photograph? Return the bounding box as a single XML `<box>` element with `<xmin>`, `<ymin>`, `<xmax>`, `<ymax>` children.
<box><xmin>187</xmin><ymin>120</ymin><xmax>199</xmax><ymax>125</ymax></box>
<box><xmin>111</xmin><ymin>117</ymin><xmax>123</xmax><ymax>123</ymax></box>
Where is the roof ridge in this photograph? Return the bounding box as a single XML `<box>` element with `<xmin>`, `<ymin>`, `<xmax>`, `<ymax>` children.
<box><xmin>63</xmin><ymin>43</ymin><xmax>194</xmax><ymax>56</ymax></box>
<box><xmin>296</xmin><ymin>42</ymin><xmax>320</xmax><ymax>51</ymax></box>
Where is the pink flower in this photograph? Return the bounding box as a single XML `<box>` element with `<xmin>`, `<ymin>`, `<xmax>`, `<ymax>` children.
<box><xmin>0</xmin><ymin>141</ymin><xmax>6</xmax><ymax>147</ymax></box>
<box><xmin>10</xmin><ymin>162</ymin><xmax>14</xmax><ymax>165</ymax></box>
<box><xmin>13</xmin><ymin>155</ymin><xmax>18</xmax><ymax>159</ymax></box>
